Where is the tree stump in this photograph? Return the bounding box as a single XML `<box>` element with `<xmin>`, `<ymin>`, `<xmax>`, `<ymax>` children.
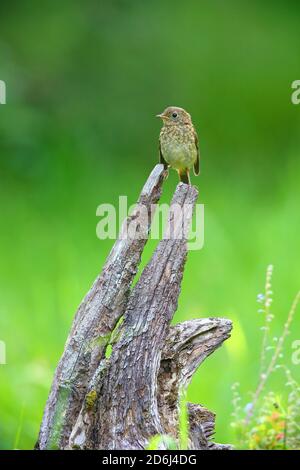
<box><xmin>36</xmin><ymin>164</ymin><xmax>232</xmax><ymax>450</ymax></box>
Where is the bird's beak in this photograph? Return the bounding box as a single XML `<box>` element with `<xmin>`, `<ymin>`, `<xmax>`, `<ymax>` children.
<box><xmin>156</xmin><ymin>113</ymin><xmax>163</xmax><ymax>119</ymax></box>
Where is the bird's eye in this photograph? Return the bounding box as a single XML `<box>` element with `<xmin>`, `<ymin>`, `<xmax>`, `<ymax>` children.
<box><xmin>172</xmin><ymin>112</ymin><xmax>178</xmax><ymax>118</ymax></box>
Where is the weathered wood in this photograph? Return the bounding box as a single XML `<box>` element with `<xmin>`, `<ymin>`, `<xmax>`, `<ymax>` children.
<box><xmin>37</xmin><ymin>167</ymin><xmax>232</xmax><ymax>451</ymax></box>
<box><xmin>68</xmin><ymin>183</ymin><xmax>197</xmax><ymax>449</ymax></box>
<box><xmin>93</xmin><ymin>183</ymin><xmax>198</xmax><ymax>449</ymax></box>
<box><xmin>188</xmin><ymin>404</ymin><xmax>232</xmax><ymax>450</ymax></box>
<box><xmin>37</xmin><ymin>164</ymin><xmax>167</xmax><ymax>449</ymax></box>
<box><xmin>158</xmin><ymin>318</ymin><xmax>232</xmax><ymax>440</ymax></box>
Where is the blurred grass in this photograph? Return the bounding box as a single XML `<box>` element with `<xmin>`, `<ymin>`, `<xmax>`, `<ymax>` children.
<box><xmin>0</xmin><ymin>0</ymin><xmax>300</xmax><ymax>449</ymax></box>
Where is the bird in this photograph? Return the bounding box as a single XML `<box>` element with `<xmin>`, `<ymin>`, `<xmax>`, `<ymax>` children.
<box><xmin>157</xmin><ymin>106</ymin><xmax>200</xmax><ymax>185</ymax></box>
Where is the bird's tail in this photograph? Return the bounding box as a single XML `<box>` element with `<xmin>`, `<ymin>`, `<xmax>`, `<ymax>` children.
<box><xmin>178</xmin><ymin>169</ymin><xmax>191</xmax><ymax>185</ymax></box>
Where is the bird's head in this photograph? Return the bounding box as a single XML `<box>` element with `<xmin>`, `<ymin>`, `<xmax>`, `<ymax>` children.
<box><xmin>156</xmin><ymin>106</ymin><xmax>192</xmax><ymax>126</ymax></box>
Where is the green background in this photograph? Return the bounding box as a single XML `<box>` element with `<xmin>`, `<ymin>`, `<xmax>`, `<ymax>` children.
<box><xmin>0</xmin><ymin>0</ymin><xmax>300</xmax><ymax>449</ymax></box>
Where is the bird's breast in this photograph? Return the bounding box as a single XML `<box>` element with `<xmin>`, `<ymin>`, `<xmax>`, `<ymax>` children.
<box><xmin>160</xmin><ymin>126</ymin><xmax>197</xmax><ymax>170</ymax></box>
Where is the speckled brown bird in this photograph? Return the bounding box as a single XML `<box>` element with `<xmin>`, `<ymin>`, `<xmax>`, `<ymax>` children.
<box><xmin>157</xmin><ymin>106</ymin><xmax>200</xmax><ymax>184</ymax></box>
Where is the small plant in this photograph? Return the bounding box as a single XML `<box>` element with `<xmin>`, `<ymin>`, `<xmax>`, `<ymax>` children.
<box><xmin>231</xmin><ymin>265</ymin><xmax>300</xmax><ymax>450</ymax></box>
<box><xmin>146</xmin><ymin>434</ymin><xmax>178</xmax><ymax>451</ymax></box>
<box><xmin>146</xmin><ymin>389</ymin><xmax>189</xmax><ymax>450</ymax></box>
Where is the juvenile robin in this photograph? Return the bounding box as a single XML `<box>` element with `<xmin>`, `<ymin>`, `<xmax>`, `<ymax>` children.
<box><xmin>157</xmin><ymin>106</ymin><xmax>200</xmax><ymax>184</ymax></box>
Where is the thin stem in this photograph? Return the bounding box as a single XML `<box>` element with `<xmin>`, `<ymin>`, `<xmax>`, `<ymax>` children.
<box><xmin>259</xmin><ymin>265</ymin><xmax>273</xmax><ymax>377</ymax></box>
<box><xmin>245</xmin><ymin>290</ymin><xmax>300</xmax><ymax>424</ymax></box>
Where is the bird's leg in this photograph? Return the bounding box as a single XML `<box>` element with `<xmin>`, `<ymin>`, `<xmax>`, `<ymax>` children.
<box><xmin>178</xmin><ymin>168</ymin><xmax>191</xmax><ymax>185</ymax></box>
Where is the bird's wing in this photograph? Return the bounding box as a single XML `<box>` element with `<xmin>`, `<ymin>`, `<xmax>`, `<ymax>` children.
<box><xmin>193</xmin><ymin>129</ymin><xmax>200</xmax><ymax>175</ymax></box>
<box><xmin>159</xmin><ymin>140</ymin><xmax>168</xmax><ymax>169</ymax></box>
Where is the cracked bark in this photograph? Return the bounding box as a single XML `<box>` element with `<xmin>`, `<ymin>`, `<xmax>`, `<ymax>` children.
<box><xmin>37</xmin><ymin>165</ymin><xmax>232</xmax><ymax>450</ymax></box>
<box><xmin>37</xmin><ymin>164</ymin><xmax>167</xmax><ymax>449</ymax></box>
